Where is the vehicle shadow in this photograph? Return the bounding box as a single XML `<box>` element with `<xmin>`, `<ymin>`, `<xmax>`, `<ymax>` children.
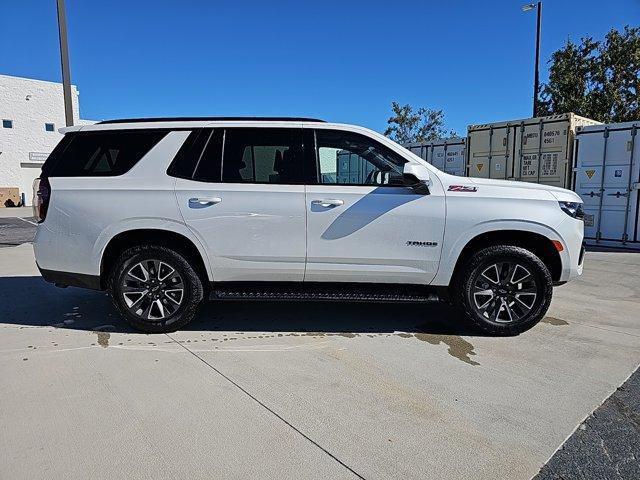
<box><xmin>0</xmin><ymin>276</ymin><xmax>488</xmax><ymax>337</ymax></box>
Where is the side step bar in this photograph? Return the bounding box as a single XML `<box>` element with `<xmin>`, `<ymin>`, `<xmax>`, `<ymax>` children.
<box><xmin>209</xmin><ymin>282</ymin><xmax>442</xmax><ymax>303</ymax></box>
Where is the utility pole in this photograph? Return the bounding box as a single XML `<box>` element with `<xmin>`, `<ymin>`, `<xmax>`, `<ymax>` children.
<box><xmin>533</xmin><ymin>1</ymin><xmax>542</xmax><ymax>118</ymax></box>
<box><xmin>522</xmin><ymin>2</ymin><xmax>542</xmax><ymax>117</ymax></box>
<box><xmin>56</xmin><ymin>0</ymin><xmax>74</xmax><ymax>126</ymax></box>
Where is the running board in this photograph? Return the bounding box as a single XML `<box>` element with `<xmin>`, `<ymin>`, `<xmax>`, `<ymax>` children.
<box><xmin>209</xmin><ymin>282</ymin><xmax>441</xmax><ymax>303</ymax></box>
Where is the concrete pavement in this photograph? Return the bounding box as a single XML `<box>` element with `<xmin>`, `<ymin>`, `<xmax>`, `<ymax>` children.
<box><xmin>0</xmin><ymin>244</ymin><xmax>639</xmax><ymax>479</ymax></box>
<box><xmin>0</xmin><ymin>206</ymin><xmax>32</xmax><ymax>218</ymax></box>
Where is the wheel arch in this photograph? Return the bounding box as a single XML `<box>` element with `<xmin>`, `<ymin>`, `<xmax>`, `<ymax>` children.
<box><xmin>100</xmin><ymin>229</ymin><xmax>210</xmax><ymax>290</ymax></box>
<box><xmin>448</xmin><ymin>229</ymin><xmax>563</xmax><ymax>286</ymax></box>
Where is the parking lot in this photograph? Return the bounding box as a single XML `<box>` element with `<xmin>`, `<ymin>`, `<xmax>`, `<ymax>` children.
<box><xmin>1</xmin><ymin>217</ymin><xmax>639</xmax><ymax>479</ymax></box>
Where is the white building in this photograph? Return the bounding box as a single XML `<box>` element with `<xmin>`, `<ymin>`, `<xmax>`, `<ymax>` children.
<box><xmin>0</xmin><ymin>74</ymin><xmax>93</xmax><ymax>205</ymax></box>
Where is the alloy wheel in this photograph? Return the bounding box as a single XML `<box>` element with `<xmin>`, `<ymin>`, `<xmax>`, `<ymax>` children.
<box><xmin>471</xmin><ymin>261</ymin><xmax>538</xmax><ymax>323</ymax></box>
<box><xmin>121</xmin><ymin>259</ymin><xmax>184</xmax><ymax>320</ymax></box>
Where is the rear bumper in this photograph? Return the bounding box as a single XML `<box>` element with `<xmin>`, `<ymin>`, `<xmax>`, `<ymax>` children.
<box><xmin>38</xmin><ymin>265</ymin><xmax>102</xmax><ymax>291</ymax></box>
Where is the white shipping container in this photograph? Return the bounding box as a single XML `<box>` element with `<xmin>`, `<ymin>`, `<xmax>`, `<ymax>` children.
<box><xmin>573</xmin><ymin>121</ymin><xmax>640</xmax><ymax>249</ymax></box>
<box><xmin>405</xmin><ymin>137</ymin><xmax>466</xmax><ymax>177</ymax></box>
<box><xmin>336</xmin><ymin>150</ymin><xmax>376</xmax><ymax>184</ymax></box>
<box><xmin>467</xmin><ymin>113</ymin><xmax>600</xmax><ymax>188</ymax></box>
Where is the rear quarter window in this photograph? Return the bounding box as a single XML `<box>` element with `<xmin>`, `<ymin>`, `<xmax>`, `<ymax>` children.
<box><xmin>43</xmin><ymin>129</ymin><xmax>168</xmax><ymax>177</ymax></box>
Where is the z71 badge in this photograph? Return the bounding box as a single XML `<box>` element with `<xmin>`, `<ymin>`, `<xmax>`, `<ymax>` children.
<box><xmin>448</xmin><ymin>185</ymin><xmax>478</xmax><ymax>192</ymax></box>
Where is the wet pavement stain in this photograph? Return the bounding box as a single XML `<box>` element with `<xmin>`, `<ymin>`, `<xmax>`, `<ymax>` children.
<box><xmin>336</xmin><ymin>332</ymin><xmax>357</xmax><ymax>338</ymax></box>
<box><xmin>413</xmin><ymin>333</ymin><xmax>480</xmax><ymax>366</ymax></box>
<box><xmin>165</xmin><ymin>330</ymin><xmax>479</xmax><ymax>365</ymax></box>
<box><xmin>96</xmin><ymin>332</ymin><xmax>110</xmax><ymax>348</ymax></box>
<box><xmin>541</xmin><ymin>316</ymin><xmax>569</xmax><ymax>326</ymax></box>
<box><xmin>297</xmin><ymin>332</ymin><xmax>360</xmax><ymax>339</ymax></box>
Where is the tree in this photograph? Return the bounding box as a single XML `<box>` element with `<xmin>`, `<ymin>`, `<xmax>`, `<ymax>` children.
<box><xmin>537</xmin><ymin>38</ymin><xmax>599</xmax><ymax>117</ymax></box>
<box><xmin>539</xmin><ymin>26</ymin><xmax>640</xmax><ymax>122</ymax></box>
<box><xmin>592</xmin><ymin>26</ymin><xmax>640</xmax><ymax>122</ymax></box>
<box><xmin>384</xmin><ymin>102</ymin><xmax>454</xmax><ymax>144</ymax></box>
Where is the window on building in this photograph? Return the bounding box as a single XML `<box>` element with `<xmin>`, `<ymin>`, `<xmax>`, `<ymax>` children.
<box><xmin>2</xmin><ymin>119</ymin><xmax>13</xmax><ymax>129</ymax></box>
<box><xmin>45</xmin><ymin>123</ymin><xmax>55</xmax><ymax>132</ymax></box>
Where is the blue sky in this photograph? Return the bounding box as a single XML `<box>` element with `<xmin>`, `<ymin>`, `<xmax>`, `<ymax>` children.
<box><xmin>1</xmin><ymin>1</ymin><xmax>637</xmax><ymax>134</ymax></box>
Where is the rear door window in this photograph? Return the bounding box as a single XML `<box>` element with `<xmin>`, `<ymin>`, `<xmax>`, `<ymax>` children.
<box><xmin>222</xmin><ymin>128</ymin><xmax>304</xmax><ymax>184</ymax></box>
<box><xmin>167</xmin><ymin>129</ymin><xmax>221</xmax><ymax>180</ymax></box>
<box><xmin>44</xmin><ymin>130</ymin><xmax>168</xmax><ymax>177</ymax></box>
<box><xmin>192</xmin><ymin>129</ymin><xmax>224</xmax><ymax>182</ymax></box>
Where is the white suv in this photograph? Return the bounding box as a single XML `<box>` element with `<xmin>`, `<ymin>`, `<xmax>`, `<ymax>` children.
<box><xmin>33</xmin><ymin>117</ymin><xmax>585</xmax><ymax>335</ymax></box>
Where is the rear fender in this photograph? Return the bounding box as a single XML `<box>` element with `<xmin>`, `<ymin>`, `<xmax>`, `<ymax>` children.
<box><xmin>93</xmin><ymin>219</ymin><xmax>213</xmax><ymax>280</ymax></box>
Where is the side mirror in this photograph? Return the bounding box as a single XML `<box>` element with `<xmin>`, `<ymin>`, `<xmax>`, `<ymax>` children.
<box><xmin>403</xmin><ymin>163</ymin><xmax>431</xmax><ymax>194</ymax></box>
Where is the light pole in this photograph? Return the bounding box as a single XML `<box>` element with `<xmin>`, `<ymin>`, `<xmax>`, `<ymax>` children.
<box><xmin>522</xmin><ymin>2</ymin><xmax>542</xmax><ymax>118</ymax></box>
<box><xmin>56</xmin><ymin>0</ymin><xmax>74</xmax><ymax>126</ymax></box>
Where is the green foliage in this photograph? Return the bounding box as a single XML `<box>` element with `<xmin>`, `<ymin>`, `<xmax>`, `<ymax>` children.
<box><xmin>539</xmin><ymin>26</ymin><xmax>640</xmax><ymax>122</ymax></box>
<box><xmin>384</xmin><ymin>102</ymin><xmax>455</xmax><ymax>144</ymax></box>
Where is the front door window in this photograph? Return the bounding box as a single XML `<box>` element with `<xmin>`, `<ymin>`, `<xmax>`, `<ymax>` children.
<box><xmin>315</xmin><ymin>130</ymin><xmax>406</xmax><ymax>186</ymax></box>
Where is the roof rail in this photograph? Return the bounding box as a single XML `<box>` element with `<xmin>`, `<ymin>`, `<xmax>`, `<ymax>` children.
<box><xmin>98</xmin><ymin>116</ymin><xmax>326</xmax><ymax>124</ymax></box>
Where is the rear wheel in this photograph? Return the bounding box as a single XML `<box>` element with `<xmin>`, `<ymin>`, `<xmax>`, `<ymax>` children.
<box><xmin>455</xmin><ymin>245</ymin><xmax>553</xmax><ymax>335</ymax></box>
<box><xmin>109</xmin><ymin>245</ymin><xmax>203</xmax><ymax>333</ymax></box>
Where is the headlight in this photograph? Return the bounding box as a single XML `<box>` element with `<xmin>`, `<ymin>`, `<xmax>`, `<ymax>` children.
<box><xmin>558</xmin><ymin>201</ymin><xmax>584</xmax><ymax>220</ymax></box>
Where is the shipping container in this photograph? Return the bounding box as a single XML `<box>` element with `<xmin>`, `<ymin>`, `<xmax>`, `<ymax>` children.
<box><xmin>573</xmin><ymin>121</ymin><xmax>640</xmax><ymax>249</ymax></box>
<box><xmin>335</xmin><ymin>150</ymin><xmax>377</xmax><ymax>184</ymax></box>
<box><xmin>404</xmin><ymin>137</ymin><xmax>466</xmax><ymax>176</ymax></box>
<box><xmin>467</xmin><ymin>113</ymin><xmax>600</xmax><ymax>188</ymax></box>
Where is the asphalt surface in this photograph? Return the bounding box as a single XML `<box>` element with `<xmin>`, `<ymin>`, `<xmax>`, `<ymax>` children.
<box><xmin>0</xmin><ymin>227</ymin><xmax>639</xmax><ymax>479</ymax></box>
<box><xmin>0</xmin><ymin>215</ymin><xmax>36</xmax><ymax>247</ymax></box>
<box><xmin>536</xmin><ymin>367</ymin><xmax>640</xmax><ymax>479</ymax></box>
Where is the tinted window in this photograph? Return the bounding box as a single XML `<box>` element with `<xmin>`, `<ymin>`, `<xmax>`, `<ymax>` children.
<box><xmin>222</xmin><ymin>128</ymin><xmax>303</xmax><ymax>184</ymax></box>
<box><xmin>46</xmin><ymin>130</ymin><xmax>168</xmax><ymax>177</ymax></box>
<box><xmin>45</xmin><ymin>123</ymin><xmax>55</xmax><ymax>132</ymax></box>
<box><xmin>315</xmin><ymin>130</ymin><xmax>406</xmax><ymax>186</ymax></box>
<box><xmin>167</xmin><ymin>129</ymin><xmax>210</xmax><ymax>180</ymax></box>
<box><xmin>193</xmin><ymin>130</ymin><xmax>224</xmax><ymax>182</ymax></box>
<box><xmin>41</xmin><ymin>134</ymin><xmax>75</xmax><ymax>177</ymax></box>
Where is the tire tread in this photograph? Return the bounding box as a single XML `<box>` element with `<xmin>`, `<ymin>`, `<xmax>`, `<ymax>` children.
<box><xmin>108</xmin><ymin>244</ymin><xmax>203</xmax><ymax>333</ymax></box>
<box><xmin>454</xmin><ymin>245</ymin><xmax>553</xmax><ymax>336</ymax></box>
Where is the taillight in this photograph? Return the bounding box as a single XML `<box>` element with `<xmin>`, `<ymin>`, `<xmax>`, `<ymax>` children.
<box><xmin>33</xmin><ymin>177</ymin><xmax>51</xmax><ymax>223</ymax></box>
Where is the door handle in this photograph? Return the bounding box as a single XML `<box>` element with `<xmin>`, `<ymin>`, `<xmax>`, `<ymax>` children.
<box><xmin>189</xmin><ymin>197</ymin><xmax>222</xmax><ymax>207</ymax></box>
<box><xmin>311</xmin><ymin>199</ymin><xmax>344</xmax><ymax>208</ymax></box>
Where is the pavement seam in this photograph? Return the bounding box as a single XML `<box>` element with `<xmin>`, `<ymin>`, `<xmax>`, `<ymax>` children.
<box><xmin>16</xmin><ymin>217</ymin><xmax>37</xmax><ymax>226</ymax></box>
<box><xmin>533</xmin><ymin>362</ymin><xmax>640</xmax><ymax>479</ymax></box>
<box><xmin>565</xmin><ymin>321</ymin><xmax>640</xmax><ymax>338</ymax></box>
<box><xmin>165</xmin><ymin>332</ymin><xmax>366</xmax><ymax>480</ymax></box>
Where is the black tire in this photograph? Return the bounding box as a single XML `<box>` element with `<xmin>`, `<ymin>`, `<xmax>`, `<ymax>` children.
<box><xmin>454</xmin><ymin>245</ymin><xmax>553</xmax><ymax>336</ymax></box>
<box><xmin>108</xmin><ymin>245</ymin><xmax>204</xmax><ymax>333</ymax></box>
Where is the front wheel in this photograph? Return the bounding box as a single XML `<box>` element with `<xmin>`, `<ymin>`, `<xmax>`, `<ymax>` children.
<box><xmin>109</xmin><ymin>245</ymin><xmax>204</xmax><ymax>333</ymax></box>
<box><xmin>455</xmin><ymin>245</ymin><xmax>553</xmax><ymax>335</ymax></box>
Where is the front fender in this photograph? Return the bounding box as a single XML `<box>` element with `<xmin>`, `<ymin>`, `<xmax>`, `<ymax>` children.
<box><xmin>431</xmin><ymin>220</ymin><xmax>568</xmax><ymax>286</ymax></box>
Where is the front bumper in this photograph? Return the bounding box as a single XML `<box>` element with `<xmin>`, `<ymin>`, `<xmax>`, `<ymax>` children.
<box><xmin>578</xmin><ymin>243</ymin><xmax>586</xmax><ymax>266</ymax></box>
<box><xmin>556</xmin><ymin>216</ymin><xmax>585</xmax><ymax>283</ymax></box>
